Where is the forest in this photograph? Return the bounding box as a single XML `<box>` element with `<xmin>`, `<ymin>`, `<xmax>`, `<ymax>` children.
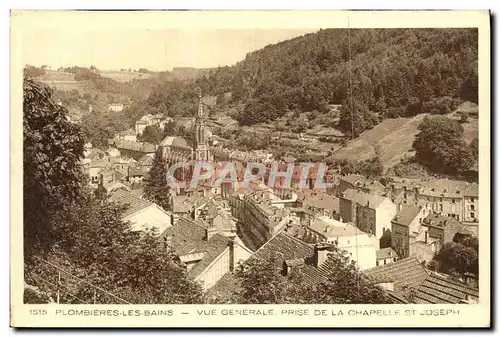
<box><xmin>143</xmin><ymin>28</ymin><xmax>478</xmax><ymax>137</ymax></box>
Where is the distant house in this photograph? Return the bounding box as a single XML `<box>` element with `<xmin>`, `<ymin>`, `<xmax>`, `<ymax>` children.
<box><xmin>109</xmin><ymin>189</ymin><xmax>172</xmax><ymax>233</ymax></box>
<box><xmin>108</xmin><ymin>103</ymin><xmax>124</xmax><ymax>112</ymax></box>
<box><xmin>338</xmin><ymin>175</ymin><xmax>385</xmax><ymax>195</ymax></box>
<box><xmin>109</xmin><ymin>138</ymin><xmax>156</xmax><ymax>161</ymax></box>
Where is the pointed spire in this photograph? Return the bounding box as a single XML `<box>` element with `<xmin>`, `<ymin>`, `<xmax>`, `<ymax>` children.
<box><xmin>197</xmin><ymin>90</ymin><xmax>204</xmax><ymax>119</ymax></box>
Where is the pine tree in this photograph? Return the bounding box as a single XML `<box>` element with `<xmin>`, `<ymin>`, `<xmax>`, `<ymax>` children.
<box><xmin>143</xmin><ymin>150</ymin><xmax>170</xmax><ymax>210</ymax></box>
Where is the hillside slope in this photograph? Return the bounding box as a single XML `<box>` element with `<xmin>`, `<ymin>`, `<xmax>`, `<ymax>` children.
<box><xmin>332</xmin><ymin>114</ymin><xmax>478</xmax><ymax>170</ymax></box>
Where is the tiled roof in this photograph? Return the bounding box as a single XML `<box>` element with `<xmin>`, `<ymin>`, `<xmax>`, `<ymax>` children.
<box><xmin>108</xmin><ymin>189</ymin><xmax>154</xmax><ymax>218</ymax></box>
<box><xmin>342</xmin><ymin>188</ymin><xmax>386</xmax><ymax>209</ymax></box>
<box><xmin>340</xmin><ymin>174</ymin><xmax>364</xmax><ymax>185</ymax></box>
<box><xmin>376</xmin><ymin>247</ymin><xmax>397</xmax><ymax>261</ymax></box>
<box><xmin>392</xmin><ymin>205</ymin><xmax>422</xmax><ymax>227</ymax></box>
<box><xmin>160</xmin><ymin>136</ymin><xmax>191</xmax><ymax>149</ymax></box>
<box><xmin>363</xmin><ymin>257</ymin><xmax>429</xmax><ymax>298</ymax></box>
<box><xmin>420</xmin><ymin>179</ymin><xmax>478</xmax><ymax>198</ymax></box>
<box><xmin>414</xmin><ymin>273</ymin><xmax>479</xmax><ymax>304</ymax></box>
<box><xmin>422</xmin><ymin>213</ymin><xmax>461</xmax><ymax>229</ymax></box>
<box><xmin>253</xmin><ymin>232</ymin><xmax>314</xmax><ymax>265</ymax></box>
<box><xmin>303</xmin><ymin>193</ymin><xmax>339</xmax><ymax>213</ymax></box>
<box><xmin>309</xmin><ymin>217</ymin><xmax>365</xmax><ymax>238</ymax></box>
<box><xmin>113</xmin><ymin>139</ymin><xmax>156</xmax><ymax>153</ymax></box>
<box><xmin>128</xmin><ymin>166</ymin><xmax>145</xmax><ymax>177</ymax></box>
<box><xmin>160</xmin><ymin>217</ymin><xmax>231</xmax><ymax>279</ymax></box>
<box><xmin>188</xmin><ymin>234</ymin><xmax>230</xmax><ymax>279</ymax></box>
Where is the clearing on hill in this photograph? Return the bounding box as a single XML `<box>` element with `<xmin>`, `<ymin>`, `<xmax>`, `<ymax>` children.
<box><xmin>332</xmin><ymin>114</ymin><xmax>478</xmax><ymax>170</ymax></box>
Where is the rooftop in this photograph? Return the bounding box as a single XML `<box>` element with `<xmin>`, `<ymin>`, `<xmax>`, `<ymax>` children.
<box><xmin>108</xmin><ymin>189</ymin><xmax>154</xmax><ymax>219</ymax></box>
<box><xmin>392</xmin><ymin>205</ymin><xmax>422</xmax><ymax>227</ymax></box>
<box><xmin>376</xmin><ymin>247</ymin><xmax>398</xmax><ymax>261</ymax></box>
<box><xmin>160</xmin><ymin>136</ymin><xmax>191</xmax><ymax>150</ymax></box>
<box><xmin>342</xmin><ymin>188</ymin><xmax>387</xmax><ymax>209</ymax></box>
<box><xmin>414</xmin><ymin>273</ymin><xmax>479</xmax><ymax>304</ymax></box>
<box><xmin>363</xmin><ymin>257</ymin><xmax>429</xmax><ymax>298</ymax></box>
<box><xmin>160</xmin><ymin>217</ymin><xmax>231</xmax><ymax>279</ymax></box>
<box><xmin>309</xmin><ymin>216</ymin><xmax>365</xmax><ymax>238</ymax></box>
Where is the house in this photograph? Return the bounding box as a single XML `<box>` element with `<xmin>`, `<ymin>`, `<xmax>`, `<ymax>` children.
<box><xmin>339</xmin><ymin>188</ymin><xmax>397</xmax><ymax>243</ymax></box>
<box><xmin>376</xmin><ymin>247</ymin><xmax>398</xmax><ymax>267</ymax></box>
<box><xmin>137</xmin><ymin>154</ymin><xmax>154</xmax><ymax>172</ymax></box>
<box><xmin>127</xmin><ymin>166</ymin><xmax>146</xmax><ymax>184</ymax></box>
<box><xmin>115</xmin><ymin>129</ymin><xmax>137</xmax><ymax>142</ymax></box>
<box><xmin>160</xmin><ymin>217</ymin><xmax>252</xmax><ymax>291</ymax></box>
<box><xmin>385</xmin><ymin>177</ymin><xmax>479</xmax><ymax>224</ymax></box>
<box><xmin>422</xmin><ymin>213</ymin><xmax>473</xmax><ymax>252</ymax></box>
<box><xmin>109</xmin><ymin>138</ymin><xmax>157</xmax><ymax>160</ymax></box>
<box><xmin>108</xmin><ymin>103</ymin><xmax>124</xmax><ymax>112</ymax></box>
<box><xmin>108</xmin><ymin>189</ymin><xmax>172</xmax><ymax>233</ymax></box>
<box><xmin>307</xmin><ymin>216</ymin><xmax>378</xmax><ymax>270</ymax></box>
<box><xmin>301</xmin><ymin>192</ymin><xmax>339</xmax><ymax>218</ymax></box>
<box><xmin>338</xmin><ymin>175</ymin><xmax>385</xmax><ymax>195</ymax></box>
<box><xmin>391</xmin><ymin>205</ymin><xmax>429</xmax><ymax>258</ymax></box>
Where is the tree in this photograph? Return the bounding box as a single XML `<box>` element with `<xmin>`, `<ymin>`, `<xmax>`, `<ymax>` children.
<box><xmin>39</xmin><ymin>198</ymin><xmax>204</xmax><ymax>304</ymax></box>
<box><xmin>23</xmin><ymin>78</ymin><xmax>85</xmax><ymax>258</ymax></box>
<box><xmin>469</xmin><ymin>137</ymin><xmax>479</xmax><ymax>161</ymax></box>
<box><xmin>434</xmin><ymin>241</ymin><xmax>478</xmax><ymax>277</ymax></box>
<box><xmin>137</xmin><ymin>124</ymin><xmax>164</xmax><ymax>144</ymax></box>
<box><xmin>143</xmin><ymin>150</ymin><xmax>171</xmax><ymax>210</ymax></box>
<box><xmin>227</xmin><ymin>246</ymin><xmax>395</xmax><ymax>304</ymax></box>
<box><xmin>412</xmin><ymin>116</ymin><xmax>474</xmax><ymax>174</ymax></box>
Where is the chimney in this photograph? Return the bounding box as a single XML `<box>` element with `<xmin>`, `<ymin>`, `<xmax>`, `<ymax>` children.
<box><xmin>228</xmin><ymin>236</ymin><xmax>235</xmax><ymax>272</ymax></box>
<box><xmin>312</xmin><ymin>243</ymin><xmax>333</xmax><ymax>267</ymax></box>
<box><xmin>206</xmin><ymin>226</ymin><xmax>219</xmax><ymax>241</ymax></box>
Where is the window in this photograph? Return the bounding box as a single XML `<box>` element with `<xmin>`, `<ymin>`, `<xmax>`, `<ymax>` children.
<box><xmin>439</xmin><ymin>204</ymin><xmax>443</xmax><ymax>211</ymax></box>
<box><xmin>452</xmin><ymin>199</ymin><xmax>456</xmax><ymax>204</ymax></box>
<box><xmin>376</xmin><ymin>261</ymin><xmax>379</xmax><ymax>266</ymax></box>
<box><xmin>470</xmin><ymin>212</ymin><xmax>475</xmax><ymax>219</ymax></box>
<box><xmin>471</xmin><ymin>205</ymin><xmax>475</xmax><ymax>211</ymax></box>
<box><xmin>470</xmin><ymin>198</ymin><xmax>475</xmax><ymax>203</ymax></box>
<box><xmin>384</xmin><ymin>260</ymin><xmax>387</xmax><ymax>265</ymax></box>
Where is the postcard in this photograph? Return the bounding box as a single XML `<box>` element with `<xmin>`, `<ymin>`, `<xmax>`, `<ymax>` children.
<box><xmin>10</xmin><ymin>10</ymin><xmax>490</xmax><ymax>328</ymax></box>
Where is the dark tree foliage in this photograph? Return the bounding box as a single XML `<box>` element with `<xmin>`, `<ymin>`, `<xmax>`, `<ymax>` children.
<box><xmin>228</xmin><ymin>247</ymin><xmax>395</xmax><ymax>304</ymax></box>
<box><xmin>137</xmin><ymin>124</ymin><xmax>165</xmax><ymax>144</ymax></box>
<box><xmin>412</xmin><ymin>116</ymin><xmax>474</xmax><ymax>174</ymax></box>
<box><xmin>143</xmin><ymin>150</ymin><xmax>171</xmax><ymax>210</ymax></box>
<box><xmin>23</xmin><ymin>78</ymin><xmax>85</xmax><ymax>258</ymax></box>
<box><xmin>469</xmin><ymin>137</ymin><xmax>479</xmax><ymax>161</ymax></box>
<box><xmin>30</xmin><ymin>198</ymin><xmax>204</xmax><ymax>304</ymax></box>
<box><xmin>140</xmin><ymin>29</ymin><xmax>477</xmax><ymax>136</ymax></box>
<box><xmin>434</xmin><ymin>237</ymin><xmax>479</xmax><ymax>277</ymax></box>
<box><xmin>24</xmin><ymin>65</ymin><xmax>46</xmax><ymax>78</ymax></box>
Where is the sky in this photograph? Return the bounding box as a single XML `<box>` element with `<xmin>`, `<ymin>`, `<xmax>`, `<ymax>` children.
<box><xmin>21</xmin><ymin>28</ymin><xmax>318</xmax><ymax>71</ymax></box>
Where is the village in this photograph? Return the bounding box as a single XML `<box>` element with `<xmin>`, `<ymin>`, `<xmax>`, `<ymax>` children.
<box><xmin>76</xmin><ymin>92</ymin><xmax>480</xmax><ymax>305</ymax></box>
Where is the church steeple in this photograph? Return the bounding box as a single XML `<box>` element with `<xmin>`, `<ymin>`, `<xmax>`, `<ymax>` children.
<box><xmin>193</xmin><ymin>91</ymin><xmax>212</xmax><ymax>161</ymax></box>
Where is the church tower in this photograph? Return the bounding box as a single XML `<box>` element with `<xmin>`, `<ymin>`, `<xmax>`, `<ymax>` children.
<box><xmin>193</xmin><ymin>92</ymin><xmax>212</xmax><ymax>161</ymax></box>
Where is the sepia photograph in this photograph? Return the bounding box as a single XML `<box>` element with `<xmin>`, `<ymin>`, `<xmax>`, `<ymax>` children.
<box><xmin>10</xmin><ymin>10</ymin><xmax>490</xmax><ymax>328</ymax></box>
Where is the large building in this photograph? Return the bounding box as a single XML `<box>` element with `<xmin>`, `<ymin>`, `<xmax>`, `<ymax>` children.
<box><xmin>385</xmin><ymin>177</ymin><xmax>479</xmax><ymax>224</ymax></box>
<box><xmin>339</xmin><ymin>188</ymin><xmax>397</xmax><ymax>245</ymax></box>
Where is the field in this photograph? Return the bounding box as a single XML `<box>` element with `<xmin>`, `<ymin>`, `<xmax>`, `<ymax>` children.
<box><xmin>99</xmin><ymin>70</ymin><xmax>157</xmax><ymax>82</ymax></box>
<box><xmin>332</xmin><ymin>114</ymin><xmax>479</xmax><ymax>170</ymax></box>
